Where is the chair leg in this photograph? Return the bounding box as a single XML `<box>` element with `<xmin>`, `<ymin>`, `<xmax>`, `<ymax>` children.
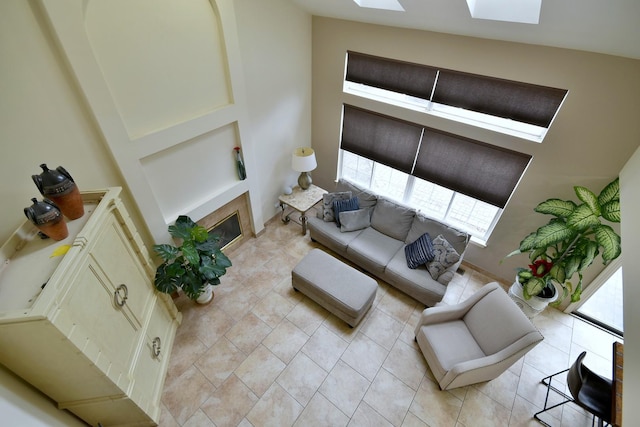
<box><xmin>534</xmin><ymin>368</ymin><xmax>573</xmax><ymax>426</ymax></box>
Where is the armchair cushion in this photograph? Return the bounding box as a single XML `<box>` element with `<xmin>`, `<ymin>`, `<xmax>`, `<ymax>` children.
<box><xmin>414</xmin><ymin>282</ymin><xmax>543</xmax><ymax>390</ymax></box>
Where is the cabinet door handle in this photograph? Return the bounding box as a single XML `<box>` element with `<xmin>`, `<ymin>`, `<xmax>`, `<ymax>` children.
<box><xmin>114</xmin><ymin>284</ymin><xmax>128</xmax><ymax>307</ymax></box>
<box><xmin>152</xmin><ymin>337</ymin><xmax>161</xmax><ymax>358</ymax></box>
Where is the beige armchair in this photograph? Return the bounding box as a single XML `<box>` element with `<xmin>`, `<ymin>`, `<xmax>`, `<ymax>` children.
<box><xmin>414</xmin><ymin>282</ymin><xmax>543</xmax><ymax>390</ymax></box>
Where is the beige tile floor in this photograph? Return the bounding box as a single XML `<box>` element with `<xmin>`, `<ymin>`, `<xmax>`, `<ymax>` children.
<box><xmin>159</xmin><ymin>216</ymin><xmax>622</xmax><ymax>427</ymax></box>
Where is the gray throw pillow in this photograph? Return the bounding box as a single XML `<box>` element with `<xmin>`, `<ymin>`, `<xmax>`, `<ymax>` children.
<box><xmin>339</xmin><ymin>208</ymin><xmax>371</xmax><ymax>232</ymax></box>
<box><xmin>333</xmin><ymin>197</ymin><xmax>360</xmax><ymax>227</ymax></box>
<box><xmin>370</xmin><ymin>198</ymin><xmax>415</xmax><ymax>241</ymax></box>
<box><xmin>427</xmin><ymin>235</ymin><xmax>460</xmax><ymax>280</ymax></box>
<box><xmin>404</xmin><ymin>232</ymin><xmax>434</xmax><ymax>269</ymax></box>
<box><xmin>322</xmin><ymin>191</ymin><xmax>352</xmax><ymax>222</ymax></box>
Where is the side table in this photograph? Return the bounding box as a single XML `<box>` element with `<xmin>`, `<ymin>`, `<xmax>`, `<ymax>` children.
<box><xmin>279</xmin><ymin>184</ymin><xmax>327</xmax><ymax>234</ymax></box>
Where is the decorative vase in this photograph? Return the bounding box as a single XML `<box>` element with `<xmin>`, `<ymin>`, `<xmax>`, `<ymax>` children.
<box><xmin>196</xmin><ymin>283</ymin><xmax>215</xmax><ymax>305</ymax></box>
<box><xmin>508</xmin><ymin>278</ymin><xmax>558</xmax><ymax>319</ymax></box>
<box><xmin>32</xmin><ymin>164</ymin><xmax>84</xmax><ymax>220</ymax></box>
<box><xmin>24</xmin><ymin>198</ymin><xmax>69</xmax><ymax>241</ymax></box>
<box><xmin>233</xmin><ymin>147</ymin><xmax>246</xmax><ymax>181</ymax></box>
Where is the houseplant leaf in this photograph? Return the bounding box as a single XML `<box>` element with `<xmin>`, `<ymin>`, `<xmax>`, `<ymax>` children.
<box><xmin>181</xmin><ymin>240</ymin><xmax>200</xmax><ymax>266</ymax></box>
<box><xmin>574</xmin><ymin>186</ymin><xmax>600</xmax><ymax>216</ymax></box>
<box><xmin>601</xmin><ymin>200</ymin><xmax>621</xmax><ymax>222</ymax></box>
<box><xmin>534</xmin><ymin>199</ymin><xmax>576</xmax><ymax>218</ymax></box>
<box><xmin>598</xmin><ymin>177</ymin><xmax>619</xmax><ymax>206</ymax></box>
<box><xmin>594</xmin><ymin>224</ymin><xmax>622</xmax><ymax>261</ymax></box>
<box><xmin>518</xmin><ymin>232</ymin><xmax>538</xmax><ymax>252</ymax></box>
<box><xmin>566</xmin><ymin>204</ymin><xmax>600</xmax><ymax>231</ymax></box>
<box><xmin>523</xmin><ymin>277</ymin><xmax>546</xmax><ymax>299</ymax></box>
<box><xmin>534</xmin><ymin>220</ymin><xmax>575</xmax><ymax>248</ymax></box>
<box><xmin>169</xmin><ymin>215</ymin><xmax>197</xmax><ymax>240</ymax></box>
<box><xmin>153</xmin><ymin>244</ymin><xmax>179</xmax><ymax>262</ymax></box>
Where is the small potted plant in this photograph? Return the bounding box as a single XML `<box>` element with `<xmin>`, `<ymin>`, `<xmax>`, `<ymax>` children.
<box><xmin>505</xmin><ymin>178</ymin><xmax>621</xmax><ymax>316</ymax></box>
<box><xmin>153</xmin><ymin>215</ymin><xmax>232</xmax><ymax>304</ymax></box>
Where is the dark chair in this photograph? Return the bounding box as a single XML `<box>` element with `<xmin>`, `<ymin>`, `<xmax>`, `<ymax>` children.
<box><xmin>535</xmin><ymin>351</ymin><xmax>612</xmax><ymax>427</ymax></box>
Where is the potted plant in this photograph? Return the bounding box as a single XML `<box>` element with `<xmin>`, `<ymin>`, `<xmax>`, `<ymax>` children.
<box><xmin>505</xmin><ymin>177</ymin><xmax>621</xmax><ymax>315</ymax></box>
<box><xmin>153</xmin><ymin>215</ymin><xmax>232</xmax><ymax>304</ymax></box>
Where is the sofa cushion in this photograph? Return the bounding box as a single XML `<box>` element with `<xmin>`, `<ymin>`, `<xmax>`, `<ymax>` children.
<box><xmin>385</xmin><ymin>249</ymin><xmax>447</xmax><ymax>307</ymax></box>
<box><xmin>346</xmin><ymin>227</ymin><xmax>403</xmax><ymax>275</ymax></box>
<box><xmin>406</xmin><ymin>213</ymin><xmax>469</xmax><ymax>256</ymax></box>
<box><xmin>340</xmin><ymin>208</ymin><xmax>372</xmax><ymax>232</ymax></box>
<box><xmin>333</xmin><ymin>197</ymin><xmax>360</xmax><ymax>227</ymax></box>
<box><xmin>427</xmin><ymin>235</ymin><xmax>461</xmax><ymax>280</ymax></box>
<box><xmin>322</xmin><ymin>191</ymin><xmax>352</xmax><ymax>222</ymax></box>
<box><xmin>307</xmin><ymin>216</ymin><xmax>363</xmax><ymax>254</ymax></box>
<box><xmin>404</xmin><ymin>232</ymin><xmax>435</xmax><ymax>269</ymax></box>
<box><xmin>370</xmin><ymin>198</ymin><xmax>416</xmax><ymax>241</ymax></box>
<box><xmin>336</xmin><ymin>179</ymin><xmax>378</xmax><ymax>209</ymax></box>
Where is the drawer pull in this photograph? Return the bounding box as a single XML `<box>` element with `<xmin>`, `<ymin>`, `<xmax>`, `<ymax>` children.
<box><xmin>114</xmin><ymin>284</ymin><xmax>128</xmax><ymax>307</ymax></box>
<box><xmin>152</xmin><ymin>337</ymin><xmax>162</xmax><ymax>358</ymax></box>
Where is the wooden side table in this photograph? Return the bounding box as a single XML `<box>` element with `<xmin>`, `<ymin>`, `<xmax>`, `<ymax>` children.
<box><xmin>279</xmin><ymin>184</ymin><xmax>327</xmax><ymax>234</ymax></box>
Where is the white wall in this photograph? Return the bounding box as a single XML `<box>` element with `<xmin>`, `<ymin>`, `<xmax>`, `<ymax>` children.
<box><xmin>234</xmin><ymin>0</ymin><xmax>312</xmax><ymax>219</ymax></box>
<box><xmin>620</xmin><ymin>147</ymin><xmax>640</xmax><ymax>424</ymax></box>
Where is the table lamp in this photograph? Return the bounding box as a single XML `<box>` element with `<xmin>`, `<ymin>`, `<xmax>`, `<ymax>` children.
<box><xmin>292</xmin><ymin>147</ymin><xmax>317</xmax><ymax>190</ymax></box>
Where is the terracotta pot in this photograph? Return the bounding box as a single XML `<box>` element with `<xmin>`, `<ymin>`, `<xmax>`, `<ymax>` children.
<box><xmin>24</xmin><ymin>198</ymin><xmax>68</xmax><ymax>241</ymax></box>
<box><xmin>32</xmin><ymin>164</ymin><xmax>84</xmax><ymax>220</ymax></box>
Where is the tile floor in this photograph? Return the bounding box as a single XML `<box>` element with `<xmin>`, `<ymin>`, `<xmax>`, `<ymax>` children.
<box><xmin>159</xmin><ymin>215</ymin><xmax>622</xmax><ymax>427</ymax></box>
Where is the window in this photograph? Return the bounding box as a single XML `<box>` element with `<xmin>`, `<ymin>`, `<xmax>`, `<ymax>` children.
<box><xmin>341</xmin><ymin>151</ymin><xmax>500</xmax><ymax>242</ymax></box>
<box><xmin>339</xmin><ymin>105</ymin><xmax>532</xmax><ymax>243</ymax></box>
<box><xmin>344</xmin><ymin>51</ymin><xmax>568</xmax><ymax>142</ymax></box>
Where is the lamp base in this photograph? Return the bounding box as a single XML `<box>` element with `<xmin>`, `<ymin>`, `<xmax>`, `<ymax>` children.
<box><xmin>298</xmin><ymin>172</ymin><xmax>312</xmax><ymax>190</ymax></box>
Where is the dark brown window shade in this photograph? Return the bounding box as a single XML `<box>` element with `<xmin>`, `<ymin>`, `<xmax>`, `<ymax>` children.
<box><xmin>413</xmin><ymin>128</ymin><xmax>532</xmax><ymax>208</ymax></box>
<box><xmin>346</xmin><ymin>51</ymin><xmax>438</xmax><ymax>100</ymax></box>
<box><xmin>341</xmin><ymin>105</ymin><xmax>423</xmax><ymax>173</ymax></box>
<box><xmin>432</xmin><ymin>70</ymin><xmax>568</xmax><ymax>128</ymax></box>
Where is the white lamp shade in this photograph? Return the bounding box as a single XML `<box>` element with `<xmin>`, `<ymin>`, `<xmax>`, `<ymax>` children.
<box><xmin>292</xmin><ymin>147</ymin><xmax>317</xmax><ymax>172</ymax></box>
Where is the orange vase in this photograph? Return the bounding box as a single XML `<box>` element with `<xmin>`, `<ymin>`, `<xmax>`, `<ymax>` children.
<box><xmin>24</xmin><ymin>198</ymin><xmax>69</xmax><ymax>241</ymax></box>
<box><xmin>32</xmin><ymin>164</ymin><xmax>84</xmax><ymax>220</ymax></box>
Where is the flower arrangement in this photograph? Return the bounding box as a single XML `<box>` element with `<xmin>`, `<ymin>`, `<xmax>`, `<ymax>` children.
<box><xmin>507</xmin><ymin>178</ymin><xmax>621</xmax><ymax>304</ymax></box>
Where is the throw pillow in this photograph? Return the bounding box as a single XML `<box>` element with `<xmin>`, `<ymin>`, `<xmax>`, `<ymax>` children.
<box><xmin>427</xmin><ymin>235</ymin><xmax>461</xmax><ymax>280</ymax></box>
<box><xmin>333</xmin><ymin>197</ymin><xmax>360</xmax><ymax>227</ymax></box>
<box><xmin>339</xmin><ymin>208</ymin><xmax>371</xmax><ymax>232</ymax></box>
<box><xmin>322</xmin><ymin>191</ymin><xmax>352</xmax><ymax>222</ymax></box>
<box><xmin>404</xmin><ymin>232</ymin><xmax>435</xmax><ymax>269</ymax></box>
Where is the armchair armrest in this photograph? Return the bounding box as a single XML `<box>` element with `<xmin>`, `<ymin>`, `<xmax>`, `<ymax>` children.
<box><xmin>414</xmin><ymin>282</ymin><xmax>503</xmax><ymax>336</ymax></box>
<box><xmin>438</xmin><ymin>330</ymin><xmax>543</xmax><ymax>389</ymax></box>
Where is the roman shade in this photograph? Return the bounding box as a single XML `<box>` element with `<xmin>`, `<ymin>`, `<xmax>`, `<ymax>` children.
<box><xmin>413</xmin><ymin>128</ymin><xmax>532</xmax><ymax>208</ymax></box>
<box><xmin>345</xmin><ymin>51</ymin><xmax>438</xmax><ymax>100</ymax></box>
<box><xmin>341</xmin><ymin>105</ymin><xmax>423</xmax><ymax>174</ymax></box>
<box><xmin>430</xmin><ymin>70</ymin><xmax>567</xmax><ymax>128</ymax></box>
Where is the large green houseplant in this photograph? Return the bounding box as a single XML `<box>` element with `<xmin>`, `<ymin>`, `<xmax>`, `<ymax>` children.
<box><xmin>506</xmin><ymin>177</ymin><xmax>621</xmax><ymax>305</ymax></box>
<box><xmin>153</xmin><ymin>215</ymin><xmax>232</xmax><ymax>302</ymax></box>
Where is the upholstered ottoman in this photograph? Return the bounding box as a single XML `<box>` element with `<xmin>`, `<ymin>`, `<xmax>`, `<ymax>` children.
<box><xmin>292</xmin><ymin>249</ymin><xmax>377</xmax><ymax>327</ymax></box>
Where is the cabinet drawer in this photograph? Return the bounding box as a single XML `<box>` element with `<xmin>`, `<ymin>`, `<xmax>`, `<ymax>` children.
<box><xmin>63</xmin><ymin>395</ymin><xmax>154</xmax><ymax>427</ymax></box>
<box><xmin>132</xmin><ymin>299</ymin><xmax>175</xmax><ymax>410</ymax></box>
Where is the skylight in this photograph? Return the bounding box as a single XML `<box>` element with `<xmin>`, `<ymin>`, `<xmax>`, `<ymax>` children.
<box><xmin>353</xmin><ymin>0</ymin><xmax>405</xmax><ymax>12</ymax></box>
<box><xmin>466</xmin><ymin>0</ymin><xmax>541</xmax><ymax>24</ymax></box>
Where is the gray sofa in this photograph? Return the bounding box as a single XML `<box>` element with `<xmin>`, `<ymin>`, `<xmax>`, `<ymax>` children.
<box><xmin>307</xmin><ymin>179</ymin><xmax>471</xmax><ymax>307</ymax></box>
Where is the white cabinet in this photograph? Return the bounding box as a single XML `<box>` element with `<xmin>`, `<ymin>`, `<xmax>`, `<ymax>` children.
<box><xmin>0</xmin><ymin>188</ymin><xmax>181</xmax><ymax>426</ymax></box>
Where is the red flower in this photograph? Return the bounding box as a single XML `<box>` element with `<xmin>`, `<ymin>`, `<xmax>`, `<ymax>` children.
<box><xmin>233</xmin><ymin>146</ymin><xmax>241</xmax><ymax>152</ymax></box>
<box><xmin>529</xmin><ymin>259</ymin><xmax>553</xmax><ymax>277</ymax></box>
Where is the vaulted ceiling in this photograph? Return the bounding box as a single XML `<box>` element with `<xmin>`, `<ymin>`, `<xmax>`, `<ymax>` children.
<box><xmin>292</xmin><ymin>0</ymin><xmax>640</xmax><ymax>59</ymax></box>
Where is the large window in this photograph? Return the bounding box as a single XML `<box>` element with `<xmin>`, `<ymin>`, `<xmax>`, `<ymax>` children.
<box><xmin>341</xmin><ymin>151</ymin><xmax>500</xmax><ymax>242</ymax></box>
<box><xmin>344</xmin><ymin>51</ymin><xmax>568</xmax><ymax>142</ymax></box>
<box><xmin>339</xmin><ymin>105</ymin><xmax>531</xmax><ymax>243</ymax></box>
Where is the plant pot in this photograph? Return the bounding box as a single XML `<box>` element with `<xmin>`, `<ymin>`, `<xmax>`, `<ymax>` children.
<box><xmin>508</xmin><ymin>279</ymin><xmax>558</xmax><ymax>319</ymax></box>
<box><xmin>196</xmin><ymin>283</ymin><xmax>215</xmax><ymax>305</ymax></box>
